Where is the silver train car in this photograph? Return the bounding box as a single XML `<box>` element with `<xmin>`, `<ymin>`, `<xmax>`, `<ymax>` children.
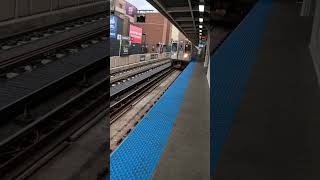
<box><xmin>170</xmin><ymin>40</ymin><xmax>192</xmax><ymax>68</ymax></box>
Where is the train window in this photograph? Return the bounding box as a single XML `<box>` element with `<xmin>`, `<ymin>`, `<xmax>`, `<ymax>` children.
<box><xmin>165</xmin><ymin>45</ymin><xmax>171</xmax><ymax>52</ymax></box>
<box><xmin>171</xmin><ymin>43</ymin><xmax>177</xmax><ymax>52</ymax></box>
<box><xmin>136</xmin><ymin>15</ymin><xmax>145</xmax><ymax>23</ymax></box>
<box><xmin>179</xmin><ymin>44</ymin><xmax>183</xmax><ymax>51</ymax></box>
<box><xmin>185</xmin><ymin>44</ymin><xmax>191</xmax><ymax>53</ymax></box>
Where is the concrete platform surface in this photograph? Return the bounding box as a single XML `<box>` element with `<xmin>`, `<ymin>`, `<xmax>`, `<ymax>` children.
<box><xmin>214</xmin><ymin>1</ymin><xmax>320</xmax><ymax>179</ymax></box>
<box><xmin>153</xmin><ymin>60</ymin><xmax>210</xmax><ymax>180</ymax></box>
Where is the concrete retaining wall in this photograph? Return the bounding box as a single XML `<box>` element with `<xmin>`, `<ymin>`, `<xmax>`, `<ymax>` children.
<box><xmin>110</xmin><ymin>53</ymin><xmax>171</xmax><ymax>69</ymax></box>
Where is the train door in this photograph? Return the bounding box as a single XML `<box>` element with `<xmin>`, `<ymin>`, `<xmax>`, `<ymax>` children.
<box><xmin>183</xmin><ymin>43</ymin><xmax>192</xmax><ymax>61</ymax></box>
<box><xmin>177</xmin><ymin>41</ymin><xmax>184</xmax><ymax>60</ymax></box>
<box><xmin>171</xmin><ymin>42</ymin><xmax>178</xmax><ymax>60</ymax></box>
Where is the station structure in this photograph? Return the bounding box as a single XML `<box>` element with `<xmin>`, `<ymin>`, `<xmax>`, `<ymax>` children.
<box><xmin>0</xmin><ymin>1</ymin><xmax>108</xmax><ymax>179</ymax></box>
<box><xmin>110</xmin><ymin>0</ymin><xmax>320</xmax><ymax>179</ymax></box>
<box><xmin>110</xmin><ymin>0</ymin><xmax>211</xmax><ymax>179</ymax></box>
<box><xmin>212</xmin><ymin>0</ymin><xmax>320</xmax><ymax>179</ymax></box>
<box><xmin>0</xmin><ymin>0</ymin><xmax>319</xmax><ymax>179</ymax></box>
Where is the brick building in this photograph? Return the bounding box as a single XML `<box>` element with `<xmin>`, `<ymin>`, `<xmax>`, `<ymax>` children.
<box><xmin>134</xmin><ymin>13</ymin><xmax>172</xmax><ymax>52</ymax></box>
<box><xmin>110</xmin><ymin>0</ymin><xmax>131</xmax><ymax>56</ymax></box>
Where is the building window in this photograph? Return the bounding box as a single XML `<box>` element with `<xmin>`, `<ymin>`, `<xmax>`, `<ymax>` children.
<box><xmin>136</xmin><ymin>15</ymin><xmax>145</xmax><ymax>23</ymax></box>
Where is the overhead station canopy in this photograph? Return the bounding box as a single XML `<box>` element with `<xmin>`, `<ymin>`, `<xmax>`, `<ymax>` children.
<box><xmin>146</xmin><ymin>0</ymin><xmax>210</xmax><ymax>44</ymax></box>
<box><xmin>210</xmin><ymin>0</ymin><xmax>257</xmax><ymax>29</ymax></box>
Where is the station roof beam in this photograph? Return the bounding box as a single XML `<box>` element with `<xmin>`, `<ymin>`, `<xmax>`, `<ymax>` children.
<box><xmin>146</xmin><ymin>0</ymin><xmax>210</xmax><ymax>44</ymax></box>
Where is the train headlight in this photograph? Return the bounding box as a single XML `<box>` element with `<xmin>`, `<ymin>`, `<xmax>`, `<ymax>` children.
<box><xmin>184</xmin><ymin>53</ymin><xmax>189</xmax><ymax>58</ymax></box>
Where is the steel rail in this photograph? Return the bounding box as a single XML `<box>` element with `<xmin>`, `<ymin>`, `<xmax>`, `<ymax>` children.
<box><xmin>0</xmin><ymin>75</ymin><xmax>109</xmax><ymax>178</ymax></box>
<box><xmin>110</xmin><ymin>67</ymin><xmax>174</xmax><ymax>124</ymax></box>
<box><xmin>0</xmin><ymin>27</ymin><xmax>107</xmax><ymax>74</ymax></box>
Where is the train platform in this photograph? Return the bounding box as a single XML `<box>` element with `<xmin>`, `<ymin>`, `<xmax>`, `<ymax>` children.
<box><xmin>110</xmin><ymin>57</ymin><xmax>210</xmax><ymax>179</ymax></box>
<box><xmin>213</xmin><ymin>0</ymin><xmax>320</xmax><ymax>179</ymax></box>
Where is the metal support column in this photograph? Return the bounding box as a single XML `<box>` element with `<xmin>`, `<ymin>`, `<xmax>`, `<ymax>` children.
<box><xmin>204</xmin><ymin>27</ymin><xmax>210</xmax><ymax>86</ymax></box>
<box><xmin>204</xmin><ymin>27</ymin><xmax>210</xmax><ymax>67</ymax></box>
<box><xmin>310</xmin><ymin>0</ymin><xmax>320</xmax><ymax>85</ymax></box>
<box><xmin>300</xmin><ymin>0</ymin><xmax>315</xmax><ymax>16</ymax></box>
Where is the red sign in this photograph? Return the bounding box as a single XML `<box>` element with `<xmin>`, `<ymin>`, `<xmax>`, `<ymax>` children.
<box><xmin>129</xmin><ymin>24</ymin><xmax>143</xmax><ymax>44</ymax></box>
<box><xmin>201</xmin><ymin>36</ymin><xmax>207</xmax><ymax>40</ymax></box>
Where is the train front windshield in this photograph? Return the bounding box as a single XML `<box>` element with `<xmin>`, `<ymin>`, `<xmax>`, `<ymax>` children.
<box><xmin>171</xmin><ymin>43</ymin><xmax>177</xmax><ymax>52</ymax></box>
<box><xmin>185</xmin><ymin>44</ymin><xmax>191</xmax><ymax>54</ymax></box>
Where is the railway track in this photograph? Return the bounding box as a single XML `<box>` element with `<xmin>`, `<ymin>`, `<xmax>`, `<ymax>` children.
<box><xmin>110</xmin><ymin>57</ymin><xmax>171</xmax><ymax>75</ymax></box>
<box><xmin>0</xmin><ymin>57</ymin><xmax>108</xmax><ymax>179</ymax></box>
<box><xmin>0</xmin><ymin>12</ymin><xmax>109</xmax><ymax>179</ymax></box>
<box><xmin>111</xmin><ymin>59</ymin><xmax>171</xmax><ymax>85</ymax></box>
<box><xmin>109</xmin><ymin>58</ymin><xmax>178</xmax><ymax>145</ymax></box>
<box><xmin>110</xmin><ymin>70</ymin><xmax>180</xmax><ymax>151</ymax></box>
<box><xmin>111</xmin><ymin>59</ymin><xmax>170</xmax><ymax>76</ymax></box>
<box><xmin>0</xmin><ymin>13</ymin><xmax>106</xmax><ymax>52</ymax></box>
<box><xmin>1</xmin><ymin>32</ymin><xmax>107</xmax><ymax>79</ymax></box>
<box><xmin>0</xmin><ymin>13</ymin><xmax>108</xmax><ymax>76</ymax></box>
<box><xmin>110</xmin><ymin>67</ymin><xmax>173</xmax><ymax>121</ymax></box>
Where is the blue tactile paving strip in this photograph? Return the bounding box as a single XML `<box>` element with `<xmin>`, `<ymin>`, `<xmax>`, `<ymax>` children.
<box><xmin>211</xmin><ymin>0</ymin><xmax>272</xmax><ymax>176</ymax></box>
<box><xmin>110</xmin><ymin>59</ymin><xmax>196</xmax><ymax>180</ymax></box>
